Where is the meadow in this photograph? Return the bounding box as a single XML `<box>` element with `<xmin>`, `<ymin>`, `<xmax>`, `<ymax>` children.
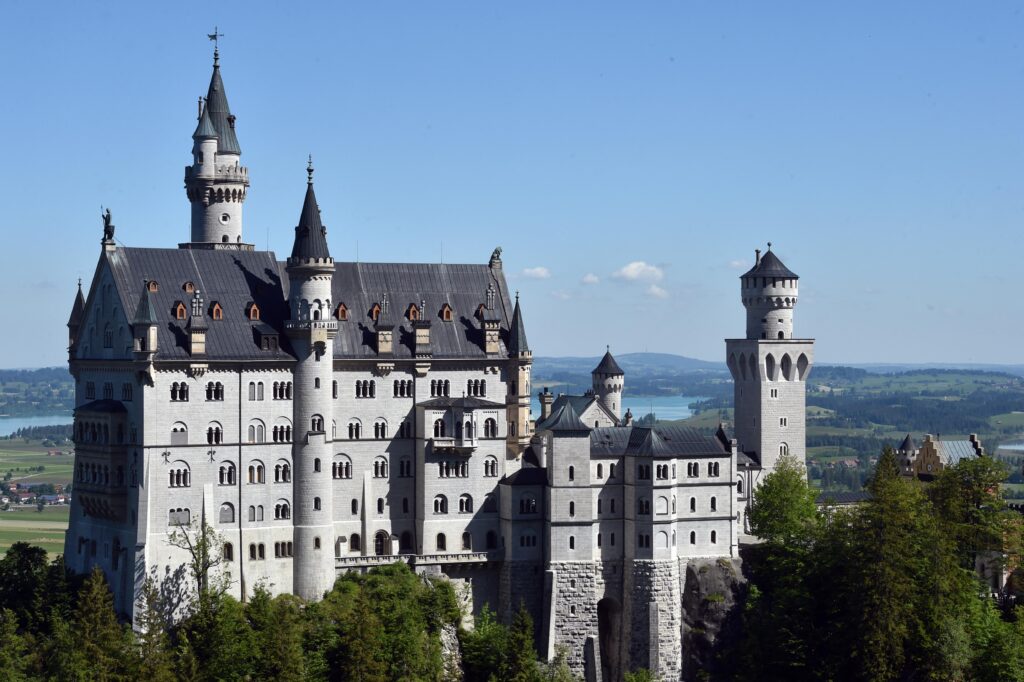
<box><xmin>1</xmin><ymin>441</ymin><xmax>73</xmax><ymax>557</ymax></box>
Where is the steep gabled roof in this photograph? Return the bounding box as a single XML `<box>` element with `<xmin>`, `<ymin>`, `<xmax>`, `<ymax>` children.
<box><xmin>742</xmin><ymin>248</ymin><xmax>798</xmax><ymax>279</ymax></box>
<box><xmin>898</xmin><ymin>433</ymin><xmax>916</xmax><ymax>453</ymax></box>
<box><xmin>589</xmin><ymin>424</ymin><xmax>729</xmax><ymax>459</ymax></box>
<box><xmin>593</xmin><ymin>349</ymin><xmax>623</xmax><ymax>375</ymax></box>
<box><xmin>204</xmin><ymin>60</ymin><xmax>241</xmax><ymax>154</ymax></box>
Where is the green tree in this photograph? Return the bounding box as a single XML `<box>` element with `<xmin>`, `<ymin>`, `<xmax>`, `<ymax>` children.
<box><xmin>176</xmin><ymin>593</ymin><xmax>256</xmax><ymax>681</ymax></box>
<box><xmin>248</xmin><ymin>586</ymin><xmax>306</xmax><ymax>681</ymax></box>
<box><xmin>506</xmin><ymin>604</ymin><xmax>541</xmax><ymax>682</ymax></box>
<box><xmin>167</xmin><ymin>517</ymin><xmax>229</xmax><ymax>606</ymax></box>
<box><xmin>748</xmin><ymin>454</ymin><xmax>819</xmax><ymax>545</ymax></box>
<box><xmin>330</xmin><ymin>584</ymin><xmax>387</xmax><ymax>682</ymax></box>
<box><xmin>460</xmin><ymin>605</ymin><xmax>507</xmax><ymax>682</ymax></box>
<box><xmin>71</xmin><ymin>566</ymin><xmax>134</xmax><ymax>680</ymax></box>
<box><xmin>134</xmin><ymin>577</ymin><xmax>175</xmax><ymax>682</ymax></box>
<box><xmin>0</xmin><ymin>542</ymin><xmax>48</xmax><ymax>632</ymax></box>
<box><xmin>0</xmin><ymin>609</ymin><xmax>27</xmax><ymax>682</ymax></box>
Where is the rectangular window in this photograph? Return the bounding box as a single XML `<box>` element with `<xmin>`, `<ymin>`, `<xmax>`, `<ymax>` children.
<box><xmin>780</xmin><ymin>417</ymin><xmax>788</xmax><ymax>427</ymax></box>
<box><xmin>102</xmin><ymin>382</ymin><xmax>113</xmax><ymax>400</ymax></box>
<box><xmin>770</xmin><ymin>388</ymin><xmax>778</xmax><ymax>398</ymax></box>
<box><xmin>121</xmin><ymin>383</ymin><xmax>133</xmax><ymax>401</ymax></box>
<box><xmin>85</xmin><ymin>382</ymin><xmax>95</xmax><ymax>400</ymax></box>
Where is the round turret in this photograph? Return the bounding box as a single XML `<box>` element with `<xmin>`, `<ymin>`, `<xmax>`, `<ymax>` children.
<box><xmin>741</xmin><ymin>244</ymin><xmax>799</xmax><ymax>340</ymax></box>
<box><xmin>592</xmin><ymin>348</ymin><xmax>624</xmax><ymax>421</ymax></box>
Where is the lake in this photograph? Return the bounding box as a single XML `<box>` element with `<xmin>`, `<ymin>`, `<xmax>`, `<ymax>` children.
<box><xmin>531</xmin><ymin>395</ymin><xmax>706</xmax><ymax>422</ymax></box>
<box><xmin>0</xmin><ymin>414</ymin><xmax>73</xmax><ymax>437</ymax></box>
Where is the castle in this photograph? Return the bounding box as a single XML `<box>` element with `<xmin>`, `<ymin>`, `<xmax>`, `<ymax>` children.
<box><xmin>64</xmin><ymin>49</ymin><xmax>813</xmax><ymax>681</ymax></box>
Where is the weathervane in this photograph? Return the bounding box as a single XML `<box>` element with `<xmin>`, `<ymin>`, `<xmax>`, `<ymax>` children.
<box><xmin>208</xmin><ymin>26</ymin><xmax>224</xmax><ymax>62</ymax></box>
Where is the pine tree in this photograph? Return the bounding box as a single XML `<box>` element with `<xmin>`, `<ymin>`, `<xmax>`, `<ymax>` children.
<box><xmin>0</xmin><ymin>609</ymin><xmax>27</xmax><ymax>682</ymax></box>
<box><xmin>505</xmin><ymin>604</ymin><xmax>541</xmax><ymax>682</ymax></box>
<box><xmin>73</xmin><ymin>566</ymin><xmax>132</xmax><ymax>680</ymax></box>
<box><xmin>134</xmin><ymin>577</ymin><xmax>175</xmax><ymax>682</ymax></box>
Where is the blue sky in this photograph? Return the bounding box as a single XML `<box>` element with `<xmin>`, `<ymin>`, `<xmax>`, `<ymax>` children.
<box><xmin>1</xmin><ymin>2</ymin><xmax>1021</xmax><ymax>367</ymax></box>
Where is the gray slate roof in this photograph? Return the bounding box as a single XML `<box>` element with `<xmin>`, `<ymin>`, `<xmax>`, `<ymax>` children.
<box><xmin>502</xmin><ymin>466</ymin><xmax>548</xmax><ymax>486</ymax></box>
<box><xmin>418</xmin><ymin>396</ymin><xmax>505</xmax><ymax>410</ymax></box>
<box><xmin>193</xmin><ymin>104</ymin><xmax>218</xmax><ymax>140</ymax></box>
<box><xmin>935</xmin><ymin>440</ymin><xmax>981</xmax><ymax>466</ymax></box>
<box><xmin>742</xmin><ymin>249</ymin><xmax>798</xmax><ymax>279</ymax></box>
<box><xmin>132</xmin><ymin>287</ymin><xmax>157</xmax><ymax>325</ymax></box>
<box><xmin>508</xmin><ymin>297</ymin><xmax>529</xmax><ymax>354</ymax></box>
<box><xmin>898</xmin><ymin>434</ymin><xmax>916</xmax><ymax>453</ymax></box>
<box><xmin>76</xmin><ymin>399</ymin><xmax>128</xmax><ymax>414</ymax></box>
<box><xmin>589</xmin><ymin>424</ymin><xmax>728</xmax><ymax>459</ymax></box>
<box><xmin>68</xmin><ymin>284</ymin><xmax>85</xmax><ymax>326</ymax></box>
<box><xmin>289</xmin><ymin>181</ymin><xmax>332</xmax><ymax>261</ymax></box>
<box><xmin>593</xmin><ymin>350</ymin><xmax>623</xmax><ymax>375</ymax></box>
<box><xmin>536</xmin><ymin>401</ymin><xmax>590</xmax><ymax>434</ymax></box>
<box><xmin>205</xmin><ymin>62</ymin><xmax>241</xmax><ymax>155</ymax></box>
<box><xmin>103</xmin><ymin>247</ymin><xmax>517</xmax><ymax>361</ymax></box>
<box><xmin>550</xmin><ymin>394</ymin><xmax>597</xmax><ymax>419</ymax></box>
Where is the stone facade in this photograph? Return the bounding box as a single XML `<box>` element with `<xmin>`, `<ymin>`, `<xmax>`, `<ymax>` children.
<box><xmin>65</xmin><ymin>48</ymin><xmax>811</xmax><ymax>681</ymax></box>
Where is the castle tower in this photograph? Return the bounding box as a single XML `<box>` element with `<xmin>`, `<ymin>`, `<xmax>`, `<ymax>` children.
<box><xmin>285</xmin><ymin>159</ymin><xmax>337</xmax><ymax>600</ymax></box>
<box><xmin>507</xmin><ymin>293</ymin><xmax>533</xmax><ymax>457</ymax></box>
<box><xmin>183</xmin><ymin>48</ymin><xmax>251</xmax><ymax>248</ymax></box>
<box><xmin>726</xmin><ymin>244</ymin><xmax>814</xmax><ymax>476</ymax></box>
<box><xmin>592</xmin><ymin>348</ymin><xmax>624</xmax><ymax>422</ymax></box>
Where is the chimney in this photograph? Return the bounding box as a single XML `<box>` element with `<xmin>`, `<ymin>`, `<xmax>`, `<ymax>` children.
<box><xmin>755</xmin><ymin>249</ymin><xmax>761</xmax><ymax>266</ymax></box>
<box><xmin>540</xmin><ymin>387</ymin><xmax>554</xmax><ymax>421</ymax></box>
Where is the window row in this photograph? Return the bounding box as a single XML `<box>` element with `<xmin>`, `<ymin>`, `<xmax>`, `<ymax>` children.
<box><xmin>466</xmin><ymin>379</ymin><xmax>487</xmax><ymax>397</ymax></box>
<box><xmin>207</xmin><ymin>382</ymin><xmax>225</xmax><ymax>401</ymax></box>
<box><xmin>355</xmin><ymin>380</ymin><xmax>376</xmax><ymax>398</ymax></box>
<box><xmin>430</xmin><ymin>380</ymin><xmax>451</xmax><ymax>397</ymax></box>
<box><xmin>394</xmin><ymin>379</ymin><xmax>413</xmax><ymax>397</ymax></box>
<box><xmin>78</xmin><ymin>462</ymin><xmax>126</xmax><ymax>487</ymax></box>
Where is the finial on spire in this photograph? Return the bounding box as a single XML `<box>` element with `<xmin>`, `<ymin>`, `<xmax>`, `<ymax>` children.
<box><xmin>207</xmin><ymin>26</ymin><xmax>224</xmax><ymax>65</ymax></box>
<box><xmin>515</xmin><ymin>290</ymin><xmax>520</xmax><ymax>302</ymax></box>
<box><xmin>307</xmin><ymin>155</ymin><xmax>314</xmax><ymax>185</ymax></box>
<box><xmin>767</xmin><ymin>241</ymin><xmax>772</xmax><ymax>250</ymax></box>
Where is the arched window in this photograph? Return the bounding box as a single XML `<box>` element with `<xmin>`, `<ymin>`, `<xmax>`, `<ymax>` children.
<box><xmin>170</xmin><ymin>422</ymin><xmax>188</xmax><ymax>445</ymax></box>
<box><xmin>433</xmin><ymin>419</ymin><xmax>446</xmax><ymax>438</ymax></box>
<box><xmin>690</xmin><ymin>497</ymin><xmax>696</xmax><ymax>512</ymax></box>
<box><xmin>274</xmin><ymin>501</ymin><xmax>291</xmax><ymax>520</ymax></box>
<box><xmin>219</xmin><ymin>503</ymin><xmax>234</xmax><ymax>524</ymax></box>
<box><xmin>483</xmin><ymin>456</ymin><xmax>498</xmax><ymax>477</ymax></box>
<box><xmin>311</xmin><ymin>414</ymin><xmax>324</xmax><ymax>432</ymax></box>
<box><xmin>206</xmin><ymin>422</ymin><xmax>223</xmax><ymax>445</ymax></box>
<box><xmin>351</xmin><ymin>499</ymin><xmax>358</xmax><ymax>515</ymax></box>
<box><xmin>597</xmin><ymin>463</ymin><xmax>603</xmax><ymax>479</ymax></box>
<box><xmin>569</xmin><ymin>536</ymin><xmax>575</xmax><ymax>550</ymax></box>
<box><xmin>314</xmin><ymin>497</ymin><xmax>322</xmax><ymax>511</ymax></box>
<box><xmin>350</xmin><ymin>533</ymin><xmax>361</xmax><ymax>551</ymax></box>
<box><xmin>374</xmin><ymin>531</ymin><xmax>391</xmax><ymax>556</ymax></box>
<box><xmin>248</xmin><ymin>505</ymin><xmax>255</xmax><ymax>522</ymax></box>
<box><xmin>569</xmin><ymin>501</ymin><xmax>575</xmax><ymax>517</ymax></box>
<box><xmin>223</xmin><ymin>542</ymin><xmax>233</xmax><ymax>561</ymax></box>
<box><xmin>436</xmin><ymin>533</ymin><xmax>447</xmax><ymax>551</ymax></box>
<box><xmin>400</xmin><ymin>531</ymin><xmax>413</xmax><ymax>553</ymax></box>
<box><xmin>519</xmin><ymin>494</ymin><xmax>537</xmax><ymax>514</ymax></box>
<box><xmin>484</xmin><ymin>418</ymin><xmax>497</xmax><ymax>438</ymax></box>
<box><xmin>711</xmin><ymin>530</ymin><xmax>717</xmax><ymax>544</ymax></box>
<box><xmin>737</xmin><ymin>478</ymin><xmax>744</xmax><ymax>494</ymax></box>
<box><xmin>374</xmin><ymin>419</ymin><xmax>388</xmax><ymax>439</ymax></box>
<box><xmin>434</xmin><ymin>495</ymin><xmax>448</xmax><ymax>514</ymax></box>
<box><xmin>690</xmin><ymin>531</ymin><xmax>696</xmax><ymax>545</ymax></box>
<box><xmin>373</xmin><ymin>457</ymin><xmax>388</xmax><ymax>478</ymax></box>
<box><xmin>609</xmin><ymin>463</ymin><xmax>616</xmax><ymax>478</ymax></box>
<box><xmin>486</xmin><ymin>530</ymin><xmax>497</xmax><ymax>550</ymax></box>
<box><xmin>568</xmin><ymin>466</ymin><xmax>575</xmax><ymax>481</ymax></box>
<box><xmin>211</xmin><ymin>302</ymin><xmax>223</xmax><ymax>320</ymax></box>
<box><xmin>376</xmin><ymin>498</ymin><xmax>384</xmax><ymax>514</ymax></box>
<box><xmin>710</xmin><ymin>496</ymin><xmax>717</xmax><ymax>512</ymax></box>
<box><xmin>348</xmin><ymin>421</ymin><xmax>361</xmax><ymax>439</ymax></box>
<box><xmin>462</xmin><ymin>532</ymin><xmax>472</xmax><ymax>550</ymax></box>
<box><xmin>459</xmin><ymin>494</ymin><xmax>473</xmax><ymax>513</ymax></box>
<box><xmin>779</xmin><ymin>443</ymin><xmax>789</xmax><ymax>456</ymax></box>
<box><xmin>334</xmin><ymin>455</ymin><xmax>352</xmax><ymax>479</ymax></box>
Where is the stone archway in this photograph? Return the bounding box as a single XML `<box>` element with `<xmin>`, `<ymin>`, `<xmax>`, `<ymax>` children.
<box><xmin>598</xmin><ymin>597</ymin><xmax>622</xmax><ymax>681</ymax></box>
<box><xmin>374</xmin><ymin>530</ymin><xmax>392</xmax><ymax>556</ymax></box>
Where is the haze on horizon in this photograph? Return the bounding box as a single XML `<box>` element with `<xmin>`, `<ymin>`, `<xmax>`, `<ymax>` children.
<box><xmin>0</xmin><ymin>2</ymin><xmax>1020</xmax><ymax>368</ymax></box>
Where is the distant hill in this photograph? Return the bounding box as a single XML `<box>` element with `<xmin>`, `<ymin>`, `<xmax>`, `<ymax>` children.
<box><xmin>533</xmin><ymin>352</ymin><xmax>729</xmax><ymax>398</ymax></box>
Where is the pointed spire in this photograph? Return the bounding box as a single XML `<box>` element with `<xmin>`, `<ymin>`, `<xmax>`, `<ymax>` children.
<box><xmin>68</xmin><ymin>280</ymin><xmax>85</xmax><ymax>327</ymax></box>
<box><xmin>508</xmin><ymin>292</ymin><xmax>529</xmax><ymax>355</ymax></box>
<box><xmin>192</xmin><ymin>99</ymin><xmax>218</xmax><ymax>140</ymax></box>
<box><xmin>204</xmin><ymin>52</ymin><xmax>240</xmax><ymax>154</ymax></box>
<box><xmin>133</xmin><ymin>286</ymin><xmax>157</xmax><ymax>326</ymax></box>
<box><xmin>289</xmin><ymin>161</ymin><xmax>332</xmax><ymax>261</ymax></box>
<box><xmin>593</xmin><ymin>348</ymin><xmax>623</xmax><ymax>376</ymax></box>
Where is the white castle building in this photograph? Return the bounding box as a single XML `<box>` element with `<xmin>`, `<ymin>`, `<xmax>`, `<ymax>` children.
<box><xmin>65</xmin><ymin>49</ymin><xmax>813</xmax><ymax>681</ymax></box>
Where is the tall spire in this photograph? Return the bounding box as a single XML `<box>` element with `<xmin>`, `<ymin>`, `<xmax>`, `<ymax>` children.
<box><xmin>508</xmin><ymin>292</ymin><xmax>529</xmax><ymax>355</ymax></box>
<box><xmin>204</xmin><ymin>51</ymin><xmax>241</xmax><ymax>155</ymax></box>
<box><xmin>289</xmin><ymin>159</ymin><xmax>332</xmax><ymax>261</ymax></box>
<box><xmin>67</xmin><ymin>279</ymin><xmax>85</xmax><ymax>327</ymax></box>
<box><xmin>192</xmin><ymin>99</ymin><xmax>218</xmax><ymax>140</ymax></box>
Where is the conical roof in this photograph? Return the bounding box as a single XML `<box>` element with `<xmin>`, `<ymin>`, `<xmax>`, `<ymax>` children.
<box><xmin>508</xmin><ymin>295</ymin><xmax>529</xmax><ymax>354</ymax></box>
<box><xmin>67</xmin><ymin>282</ymin><xmax>85</xmax><ymax>327</ymax></box>
<box><xmin>593</xmin><ymin>349</ymin><xmax>623</xmax><ymax>376</ymax></box>
<box><xmin>898</xmin><ymin>434</ymin><xmax>916</xmax><ymax>453</ymax></box>
<box><xmin>289</xmin><ymin>178</ymin><xmax>332</xmax><ymax>261</ymax></box>
<box><xmin>742</xmin><ymin>248</ymin><xmax>798</xmax><ymax>279</ymax></box>
<box><xmin>192</xmin><ymin>102</ymin><xmax>218</xmax><ymax>140</ymax></box>
<box><xmin>205</xmin><ymin>61</ymin><xmax>241</xmax><ymax>154</ymax></box>
<box><xmin>132</xmin><ymin>287</ymin><xmax>157</xmax><ymax>325</ymax></box>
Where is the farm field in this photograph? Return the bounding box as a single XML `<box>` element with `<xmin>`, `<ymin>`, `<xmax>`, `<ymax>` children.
<box><xmin>0</xmin><ymin>441</ymin><xmax>74</xmax><ymax>487</ymax></box>
<box><xmin>0</xmin><ymin>505</ymin><xmax>69</xmax><ymax>557</ymax></box>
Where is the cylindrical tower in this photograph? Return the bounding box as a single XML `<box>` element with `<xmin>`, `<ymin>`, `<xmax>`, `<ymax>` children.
<box><xmin>184</xmin><ymin>51</ymin><xmax>250</xmax><ymax>247</ymax></box>
<box><xmin>741</xmin><ymin>244</ymin><xmax>799</xmax><ymax>340</ymax></box>
<box><xmin>285</xmin><ymin>161</ymin><xmax>337</xmax><ymax>600</ymax></box>
<box><xmin>592</xmin><ymin>348</ymin><xmax>624</xmax><ymax>421</ymax></box>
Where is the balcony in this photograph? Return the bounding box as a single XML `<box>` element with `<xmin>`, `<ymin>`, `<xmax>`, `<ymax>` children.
<box><xmin>430</xmin><ymin>435</ymin><xmax>478</xmax><ymax>453</ymax></box>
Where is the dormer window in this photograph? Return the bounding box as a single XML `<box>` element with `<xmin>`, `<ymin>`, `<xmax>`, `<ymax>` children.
<box><xmin>407</xmin><ymin>304</ymin><xmax>420</xmax><ymax>321</ymax></box>
<box><xmin>174</xmin><ymin>302</ymin><xmax>187</xmax><ymax>320</ymax></box>
<box><xmin>476</xmin><ymin>304</ymin><xmax>486</xmax><ymax>319</ymax></box>
<box><xmin>211</xmin><ymin>302</ymin><xmax>223</xmax><ymax>321</ymax></box>
<box><xmin>440</xmin><ymin>303</ymin><xmax>453</xmax><ymax>322</ymax></box>
<box><xmin>247</xmin><ymin>302</ymin><xmax>260</xmax><ymax>321</ymax></box>
<box><xmin>147</xmin><ymin>280</ymin><xmax>159</xmax><ymax>293</ymax></box>
<box><xmin>370</xmin><ymin>303</ymin><xmax>381</xmax><ymax>322</ymax></box>
<box><xmin>336</xmin><ymin>303</ymin><xmax>348</xmax><ymax>321</ymax></box>
<box><xmin>183</xmin><ymin>281</ymin><xmax>195</xmax><ymax>294</ymax></box>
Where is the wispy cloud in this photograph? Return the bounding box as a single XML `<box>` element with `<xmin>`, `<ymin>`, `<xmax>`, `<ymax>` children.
<box><xmin>522</xmin><ymin>266</ymin><xmax>551</xmax><ymax>279</ymax></box>
<box><xmin>612</xmin><ymin>261</ymin><xmax>664</xmax><ymax>282</ymax></box>
<box><xmin>551</xmin><ymin>290</ymin><xmax>571</xmax><ymax>301</ymax></box>
<box><xmin>728</xmin><ymin>259</ymin><xmax>748</xmax><ymax>270</ymax></box>
<box><xmin>647</xmin><ymin>284</ymin><xmax>669</xmax><ymax>299</ymax></box>
<box><xmin>581</xmin><ymin>273</ymin><xmax>600</xmax><ymax>285</ymax></box>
